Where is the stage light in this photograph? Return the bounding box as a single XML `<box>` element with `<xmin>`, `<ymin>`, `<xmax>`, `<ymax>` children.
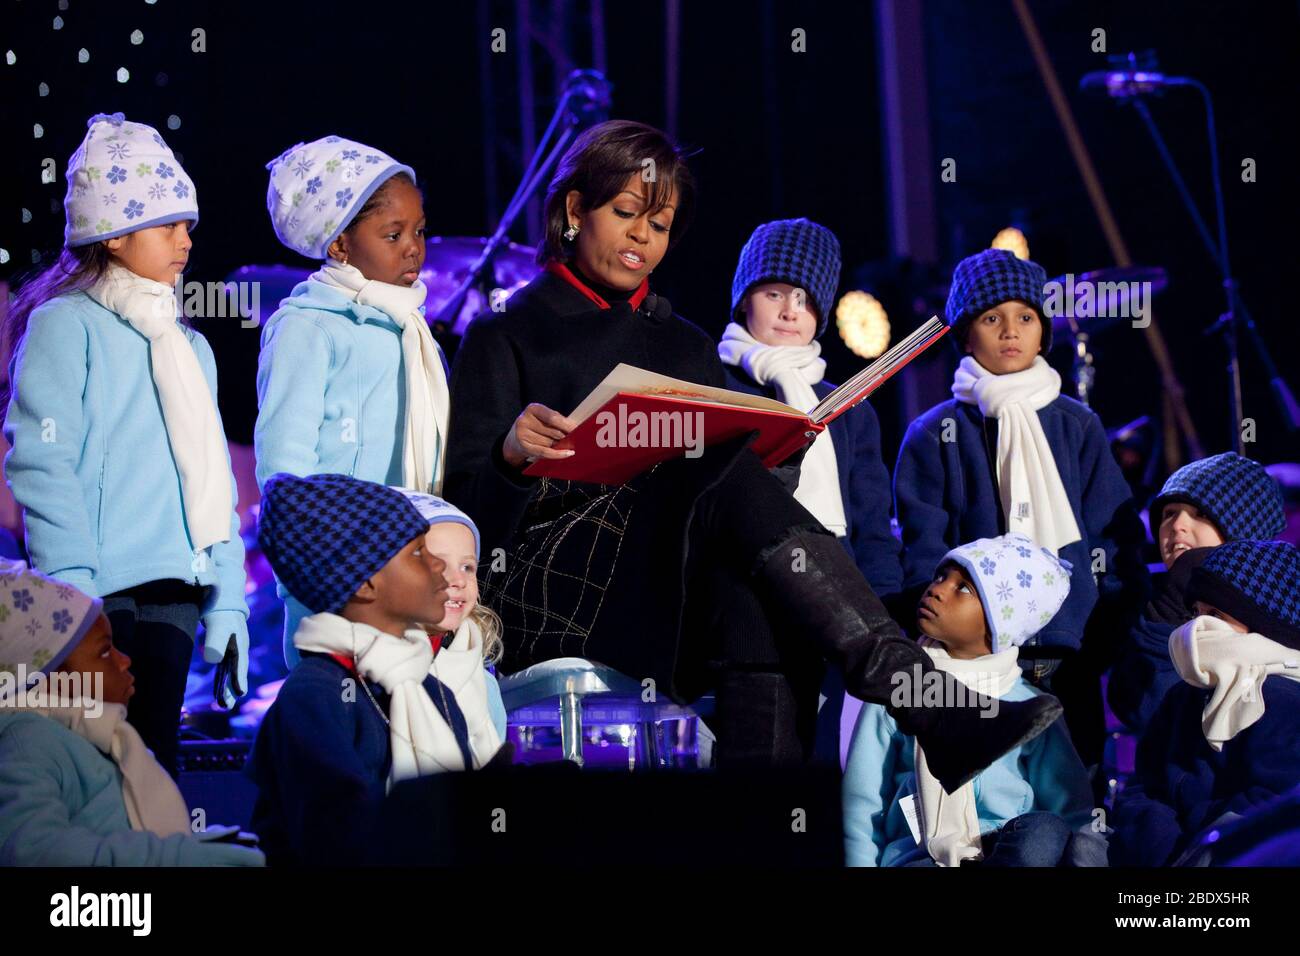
<box><xmin>991</xmin><ymin>227</ymin><xmax>1029</xmax><ymax>260</ymax></box>
<box><xmin>5</xmin><ymin>51</ymin><xmax>16</xmax><ymax>66</ymax></box>
<box><xmin>131</xmin><ymin>30</ymin><xmax>145</xmax><ymax>46</ymax></box>
<box><xmin>78</xmin><ymin>48</ymin><xmax>89</xmax><ymax>63</ymax></box>
<box><xmin>116</xmin><ymin>67</ymin><xmax>130</xmax><ymax>83</ymax></box>
<box><xmin>167</xmin><ymin>114</ymin><xmax>181</xmax><ymax>129</ymax></box>
<box><xmin>836</xmin><ymin>290</ymin><xmax>891</xmax><ymax>359</ymax></box>
<box><xmin>39</xmin><ymin>82</ymin><xmax>49</xmax><ymax>96</ymax></box>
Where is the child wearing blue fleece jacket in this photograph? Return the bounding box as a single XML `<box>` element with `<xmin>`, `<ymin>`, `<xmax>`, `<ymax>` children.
<box><xmin>1108</xmin><ymin>452</ymin><xmax>1287</xmax><ymax>734</ymax></box>
<box><xmin>245</xmin><ymin>473</ymin><xmax>506</xmax><ymax>866</ymax></box>
<box><xmin>0</xmin><ymin>560</ymin><xmax>262</xmax><ymax>866</ymax></box>
<box><xmin>894</xmin><ymin>249</ymin><xmax>1147</xmax><ymax>768</ymax></box>
<box><xmin>844</xmin><ymin>534</ymin><xmax>1105</xmax><ymax>867</ymax></box>
<box><xmin>717</xmin><ymin>218</ymin><xmax>902</xmax><ymax>762</ymax></box>
<box><xmin>257</xmin><ymin>135</ymin><xmax>450</xmax><ymax>667</ymax></box>
<box><xmin>3</xmin><ymin>113</ymin><xmax>248</xmax><ymax>777</ymax></box>
<box><xmin>1111</xmin><ymin>541</ymin><xmax>1300</xmax><ymax>866</ymax></box>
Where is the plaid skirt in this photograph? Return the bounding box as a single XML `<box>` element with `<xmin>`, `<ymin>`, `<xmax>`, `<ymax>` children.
<box><xmin>480</xmin><ymin>435</ymin><xmax>755</xmax><ymax>698</ymax></box>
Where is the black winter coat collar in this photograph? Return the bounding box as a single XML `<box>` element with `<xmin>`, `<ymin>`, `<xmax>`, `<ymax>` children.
<box><xmin>521</xmin><ymin>270</ymin><xmax>674</xmax><ymax>324</ymax></box>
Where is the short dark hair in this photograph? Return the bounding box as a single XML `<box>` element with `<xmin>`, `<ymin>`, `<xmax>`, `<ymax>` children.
<box><xmin>539</xmin><ymin>119</ymin><xmax>696</xmax><ymax>265</ymax></box>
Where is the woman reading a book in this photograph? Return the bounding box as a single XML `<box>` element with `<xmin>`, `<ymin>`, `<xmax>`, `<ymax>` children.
<box><xmin>444</xmin><ymin>119</ymin><xmax>1060</xmax><ymax>790</ymax></box>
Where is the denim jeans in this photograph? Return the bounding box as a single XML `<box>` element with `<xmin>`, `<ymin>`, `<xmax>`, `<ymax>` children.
<box><xmin>902</xmin><ymin>812</ymin><xmax>1080</xmax><ymax>867</ymax></box>
<box><xmin>981</xmin><ymin>811</ymin><xmax>1072</xmax><ymax>866</ymax></box>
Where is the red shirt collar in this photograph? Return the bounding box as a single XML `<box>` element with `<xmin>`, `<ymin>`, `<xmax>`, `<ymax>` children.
<box><xmin>545</xmin><ymin>260</ymin><xmax>650</xmax><ymax>311</ymax></box>
<box><xmin>327</xmin><ymin>632</ymin><xmax>446</xmax><ymax>675</ymax></box>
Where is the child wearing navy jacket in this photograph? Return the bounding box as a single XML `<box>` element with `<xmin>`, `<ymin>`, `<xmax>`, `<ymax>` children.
<box><xmin>1109</xmin><ymin>453</ymin><xmax>1287</xmax><ymax>733</ymax></box>
<box><xmin>718</xmin><ymin>218</ymin><xmax>902</xmax><ymax>761</ymax></box>
<box><xmin>893</xmin><ymin>249</ymin><xmax>1147</xmax><ymax>768</ymax></box>
<box><xmin>1111</xmin><ymin>541</ymin><xmax>1300</xmax><ymax>866</ymax></box>
<box><xmin>245</xmin><ymin>473</ymin><xmax>505</xmax><ymax>866</ymax></box>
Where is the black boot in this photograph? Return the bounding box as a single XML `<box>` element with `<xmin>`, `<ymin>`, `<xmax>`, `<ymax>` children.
<box><xmin>752</xmin><ymin>528</ymin><xmax>1062</xmax><ymax>792</ymax></box>
<box><xmin>714</xmin><ymin>670</ymin><xmax>807</xmax><ymax>769</ymax></box>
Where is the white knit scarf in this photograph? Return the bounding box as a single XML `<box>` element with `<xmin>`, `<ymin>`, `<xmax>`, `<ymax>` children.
<box><xmin>311</xmin><ymin>259</ymin><xmax>449</xmax><ymax>495</ymax></box>
<box><xmin>428</xmin><ymin>617</ymin><xmax>503</xmax><ymax>769</ymax></box>
<box><xmin>294</xmin><ymin>613</ymin><xmax>500</xmax><ymax>787</ymax></box>
<box><xmin>913</xmin><ymin>642</ymin><xmax>1023</xmax><ymax>867</ymax></box>
<box><xmin>951</xmin><ymin>355</ymin><xmax>1081</xmax><ymax>553</ymax></box>
<box><xmin>85</xmin><ymin>262</ymin><xmax>232</xmax><ymax>551</ymax></box>
<box><xmin>25</xmin><ymin>690</ymin><xmax>192</xmax><ymax>837</ymax></box>
<box><xmin>717</xmin><ymin>321</ymin><xmax>847</xmax><ymax>536</ymax></box>
<box><xmin>1169</xmin><ymin>615</ymin><xmax>1300</xmax><ymax>751</ymax></box>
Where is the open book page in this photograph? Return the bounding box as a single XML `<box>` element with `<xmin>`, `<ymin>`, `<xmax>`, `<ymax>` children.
<box><xmin>567</xmin><ymin>363</ymin><xmax>805</xmax><ymax>423</ymax></box>
<box><xmin>809</xmin><ymin>316</ymin><xmax>948</xmax><ymax>424</ymax></box>
<box><xmin>565</xmin><ymin>315</ymin><xmax>947</xmax><ymax>427</ymax></box>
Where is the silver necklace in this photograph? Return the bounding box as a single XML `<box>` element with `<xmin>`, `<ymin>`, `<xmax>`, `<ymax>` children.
<box><xmin>350</xmin><ymin>625</ymin><xmax>462</xmax><ymax>761</ymax></box>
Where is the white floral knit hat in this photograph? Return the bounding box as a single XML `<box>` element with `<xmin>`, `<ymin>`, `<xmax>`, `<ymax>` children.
<box><xmin>0</xmin><ymin>559</ymin><xmax>103</xmax><ymax>699</ymax></box>
<box><xmin>63</xmin><ymin>112</ymin><xmax>198</xmax><ymax>247</ymax></box>
<box><xmin>941</xmin><ymin>533</ymin><xmax>1073</xmax><ymax>652</ymax></box>
<box><xmin>265</xmin><ymin>135</ymin><xmax>415</xmax><ymax>260</ymax></box>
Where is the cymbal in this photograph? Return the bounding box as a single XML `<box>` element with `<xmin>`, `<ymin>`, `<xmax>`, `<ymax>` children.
<box><xmin>422</xmin><ymin>236</ymin><xmax>537</xmax><ymax>289</ymax></box>
<box><xmin>421</xmin><ymin>236</ymin><xmax>539</xmax><ymax>334</ymax></box>
<box><xmin>1046</xmin><ymin>266</ymin><xmax>1168</xmax><ymax>344</ymax></box>
<box><xmin>227</xmin><ymin>236</ymin><xmax>539</xmax><ymax>334</ymax></box>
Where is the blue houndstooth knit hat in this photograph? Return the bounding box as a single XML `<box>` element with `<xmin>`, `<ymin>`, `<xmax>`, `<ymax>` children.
<box><xmin>945</xmin><ymin>248</ymin><xmax>1051</xmax><ymax>352</ymax></box>
<box><xmin>257</xmin><ymin>473</ymin><xmax>431</xmax><ymax>615</ymax></box>
<box><xmin>1189</xmin><ymin>541</ymin><xmax>1300</xmax><ymax>649</ymax></box>
<box><xmin>1150</xmin><ymin>452</ymin><xmax>1286</xmax><ymax>542</ymax></box>
<box><xmin>731</xmin><ymin>218</ymin><xmax>842</xmax><ymax>337</ymax></box>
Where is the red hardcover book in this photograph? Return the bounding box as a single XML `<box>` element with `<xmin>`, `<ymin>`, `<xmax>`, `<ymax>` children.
<box><xmin>524</xmin><ymin>317</ymin><xmax>949</xmax><ymax>485</ymax></box>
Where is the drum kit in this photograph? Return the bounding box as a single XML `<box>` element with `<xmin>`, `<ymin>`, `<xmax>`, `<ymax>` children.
<box><xmin>1045</xmin><ymin>264</ymin><xmax>1168</xmax><ymax>407</ymax></box>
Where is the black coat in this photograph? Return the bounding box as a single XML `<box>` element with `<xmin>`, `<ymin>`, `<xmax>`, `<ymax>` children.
<box><xmin>245</xmin><ymin>654</ymin><xmax>473</xmax><ymax>867</ymax></box>
<box><xmin>1111</xmin><ymin>675</ymin><xmax>1300</xmax><ymax>865</ymax></box>
<box><xmin>1108</xmin><ymin>547</ymin><xmax>1214</xmax><ymax>734</ymax></box>
<box><xmin>445</xmin><ymin>270</ymin><xmax>757</xmax><ymax>696</ymax></box>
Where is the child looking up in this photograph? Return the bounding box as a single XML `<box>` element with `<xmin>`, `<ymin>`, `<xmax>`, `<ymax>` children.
<box><xmin>1109</xmin><ymin>452</ymin><xmax>1286</xmax><ymax>732</ymax></box>
<box><xmin>844</xmin><ymin>534</ymin><xmax>1103</xmax><ymax>867</ymax></box>
<box><xmin>245</xmin><ymin>473</ymin><xmax>503</xmax><ymax>866</ymax></box>
<box><xmin>0</xmin><ymin>560</ymin><xmax>263</xmax><ymax>866</ymax></box>
<box><xmin>1112</xmin><ymin>541</ymin><xmax>1300</xmax><ymax>866</ymax></box>
<box><xmin>403</xmin><ymin>491</ymin><xmax>508</xmax><ymax>765</ymax></box>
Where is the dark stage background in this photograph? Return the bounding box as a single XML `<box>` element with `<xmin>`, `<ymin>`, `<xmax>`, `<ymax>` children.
<box><xmin>3</xmin><ymin>0</ymin><xmax>1297</xmax><ymax>476</ymax></box>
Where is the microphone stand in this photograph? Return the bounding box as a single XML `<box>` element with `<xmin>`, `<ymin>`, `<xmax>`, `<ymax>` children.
<box><xmin>1121</xmin><ymin>70</ymin><xmax>1298</xmax><ymax>452</ymax></box>
<box><xmin>433</xmin><ymin>70</ymin><xmax>613</xmax><ymax>332</ymax></box>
